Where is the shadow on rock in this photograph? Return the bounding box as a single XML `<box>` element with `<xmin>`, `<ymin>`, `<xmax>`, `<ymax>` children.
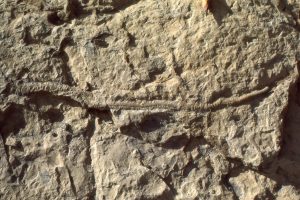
<box><xmin>211</xmin><ymin>0</ymin><xmax>233</xmax><ymax>26</ymax></box>
<box><xmin>261</xmin><ymin>61</ymin><xmax>300</xmax><ymax>189</ymax></box>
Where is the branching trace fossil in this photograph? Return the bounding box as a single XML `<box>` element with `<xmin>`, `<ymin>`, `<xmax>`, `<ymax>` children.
<box><xmin>8</xmin><ymin>81</ymin><xmax>271</xmax><ymax>112</ymax></box>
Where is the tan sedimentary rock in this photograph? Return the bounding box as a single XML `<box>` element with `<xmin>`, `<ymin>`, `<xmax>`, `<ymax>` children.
<box><xmin>0</xmin><ymin>0</ymin><xmax>299</xmax><ymax>199</ymax></box>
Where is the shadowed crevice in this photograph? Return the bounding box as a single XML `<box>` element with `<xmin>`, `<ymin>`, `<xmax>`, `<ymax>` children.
<box><xmin>210</xmin><ymin>0</ymin><xmax>233</xmax><ymax>26</ymax></box>
<box><xmin>258</xmin><ymin>59</ymin><xmax>300</xmax><ymax>189</ymax></box>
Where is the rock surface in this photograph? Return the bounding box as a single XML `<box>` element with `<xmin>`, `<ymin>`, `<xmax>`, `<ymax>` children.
<box><xmin>0</xmin><ymin>0</ymin><xmax>300</xmax><ymax>199</ymax></box>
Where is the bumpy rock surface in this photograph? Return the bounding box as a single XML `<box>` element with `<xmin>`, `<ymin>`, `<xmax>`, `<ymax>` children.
<box><xmin>0</xmin><ymin>0</ymin><xmax>300</xmax><ymax>199</ymax></box>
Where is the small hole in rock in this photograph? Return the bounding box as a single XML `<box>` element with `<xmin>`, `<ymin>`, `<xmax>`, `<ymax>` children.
<box><xmin>92</xmin><ymin>33</ymin><xmax>111</xmax><ymax>48</ymax></box>
<box><xmin>41</xmin><ymin>109</ymin><xmax>64</xmax><ymax>123</ymax></box>
<box><xmin>10</xmin><ymin>175</ymin><xmax>17</xmax><ymax>183</ymax></box>
<box><xmin>47</xmin><ymin>12</ymin><xmax>64</xmax><ymax>26</ymax></box>
<box><xmin>52</xmin><ymin>133</ymin><xmax>58</xmax><ymax>137</ymax></box>
<box><xmin>66</xmin><ymin>134</ymin><xmax>72</xmax><ymax>144</ymax></box>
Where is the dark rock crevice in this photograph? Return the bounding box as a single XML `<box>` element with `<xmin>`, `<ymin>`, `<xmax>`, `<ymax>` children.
<box><xmin>259</xmin><ymin>58</ymin><xmax>300</xmax><ymax>189</ymax></box>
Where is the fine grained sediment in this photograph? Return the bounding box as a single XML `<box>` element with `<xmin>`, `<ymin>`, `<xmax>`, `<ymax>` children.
<box><xmin>0</xmin><ymin>0</ymin><xmax>300</xmax><ymax>199</ymax></box>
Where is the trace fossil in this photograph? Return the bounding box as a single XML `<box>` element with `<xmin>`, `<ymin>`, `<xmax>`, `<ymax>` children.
<box><xmin>9</xmin><ymin>81</ymin><xmax>271</xmax><ymax>112</ymax></box>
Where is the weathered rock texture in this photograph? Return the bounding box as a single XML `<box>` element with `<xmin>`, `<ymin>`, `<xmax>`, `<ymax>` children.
<box><xmin>0</xmin><ymin>0</ymin><xmax>300</xmax><ymax>199</ymax></box>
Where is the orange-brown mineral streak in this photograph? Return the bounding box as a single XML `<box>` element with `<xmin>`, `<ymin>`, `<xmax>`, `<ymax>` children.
<box><xmin>202</xmin><ymin>0</ymin><xmax>210</xmax><ymax>11</ymax></box>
